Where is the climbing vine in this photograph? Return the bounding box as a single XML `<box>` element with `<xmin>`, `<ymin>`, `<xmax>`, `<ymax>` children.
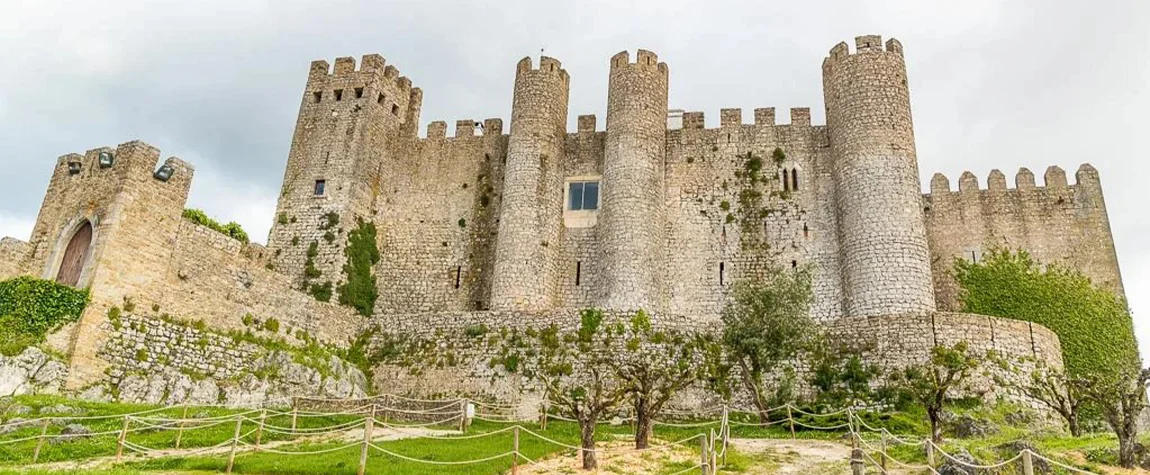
<box><xmin>954</xmin><ymin>248</ymin><xmax>1139</xmax><ymax>380</ymax></box>
<box><xmin>0</xmin><ymin>277</ymin><xmax>90</xmax><ymax>355</ymax></box>
<box><xmin>338</xmin><ymin>218</ymin><xmax>381</xmax><ymax>317</ymax></box>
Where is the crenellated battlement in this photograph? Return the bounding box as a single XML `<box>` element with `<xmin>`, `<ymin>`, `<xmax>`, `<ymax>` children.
<box><xmin>679</xmin><ymin>107</ymin><xmax>817</xmax><ymax>130</ymax></box>
<box><xmin>824</xmin><ymin>35</ymin><xmax>904</xmax><ymax>64</ymax></box>
<box><xmin>515</xmin><ymin>56</ymin><xmax>570</xmax><ymax>83</ymax></box>
<box><xmin>609</xmin><ymin>50</ymin><xmax>668</xmax><ymax>75</ymax></box>
<box><xmin>927</xmin><ymin>164</ymin><xmax>1100</xmax><ymax>196</ymax></box>
<box><xmin>306</xmin><ymin>54</ymin><xmax>414</xmax><ymax>95</ymax></box>
<box><xmin>421</xmin><ymin>118</ymin><xmax>507</xmax><ymax>139</ymax></box>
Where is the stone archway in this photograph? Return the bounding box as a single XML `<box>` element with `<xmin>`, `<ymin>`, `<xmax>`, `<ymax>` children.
<box><xmin>56</xmin><ymin>221</ymin><xmax>92</xmax><ymax>287</ymax></box>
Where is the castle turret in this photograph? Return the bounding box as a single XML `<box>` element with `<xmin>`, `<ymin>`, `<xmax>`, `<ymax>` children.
<box><xmin>596</xmin><ymin>50</ymin><xmax>668</xmax><ymax>311</ymax></box>
<box><xmin>490</xmin><ymin>57</ymin><xmax>570</xmax><ymax>311</ymax></box>
<box><xmin>822</xmin><ymin>36</ymin><xmax>936</xmax><ymax>317</ymax></box>
<box><xmin>266</xmin><ymin>55</ymin><xmax>421</xmax><ymax>292</ymax></box>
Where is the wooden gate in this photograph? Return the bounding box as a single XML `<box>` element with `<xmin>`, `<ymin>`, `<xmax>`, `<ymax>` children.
<box><xmin>56</xmin><ymin>221</ymin><xmax>92</xmax><ymax>287</ymax></box>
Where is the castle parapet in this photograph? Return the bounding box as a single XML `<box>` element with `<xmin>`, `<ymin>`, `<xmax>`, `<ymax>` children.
<box><xmin>926</xmin><ymin>165</ymin><xmax>1099</xmax><ymax>196</ymax></box>
<box><xmin>674</xmin><ymin>107</ymin><xmax>819</xmax><ymax>131</ymax></box>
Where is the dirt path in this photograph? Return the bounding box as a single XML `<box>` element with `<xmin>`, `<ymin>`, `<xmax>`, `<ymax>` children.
<box><xmin>729</xmin><ymin>438</ymin><xmax>852</xmax><ymax>474</ymax></box>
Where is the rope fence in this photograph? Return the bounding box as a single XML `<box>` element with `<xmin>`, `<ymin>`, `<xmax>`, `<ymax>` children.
<box><xmin>0</xmin><ymin>394</ymin><xmax>1107</xmax><ymax>475</ymax></box>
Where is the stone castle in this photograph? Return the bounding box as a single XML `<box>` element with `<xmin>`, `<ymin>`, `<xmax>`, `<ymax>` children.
<box><xmin>0</xmin><ymin>35</ymin><xmax>1125</xmax><ymax>404</ymax></box>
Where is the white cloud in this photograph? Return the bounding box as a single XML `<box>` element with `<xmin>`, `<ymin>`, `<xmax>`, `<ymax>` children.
<box><xmin>0</xmin><ymin>213</ymin><xmax>35</xmax><ymax>243</ymax></box>
<box><xmin>0</xmin><ymin>0</ymin><xmax>1145</xmax><ymax>357</ymax></box>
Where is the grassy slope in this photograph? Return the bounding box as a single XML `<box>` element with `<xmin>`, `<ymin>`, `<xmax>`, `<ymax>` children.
<box><xmin>0</xmin><ymin>395</ymin><xmax>1137</xmax><ymax>474</ymax></box>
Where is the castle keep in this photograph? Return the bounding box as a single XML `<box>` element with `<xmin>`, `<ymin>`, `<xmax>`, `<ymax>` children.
<box><xmin>0</xmin><ymin>35</ymin><xmax>1125</xmax><ymax>405</ymax></box>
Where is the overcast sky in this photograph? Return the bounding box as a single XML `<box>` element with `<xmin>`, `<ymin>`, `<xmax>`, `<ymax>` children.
<box><xmin>1</xmin><ymin>0</ymin><xmax>1146</xmax><ymax>354</ymax></box>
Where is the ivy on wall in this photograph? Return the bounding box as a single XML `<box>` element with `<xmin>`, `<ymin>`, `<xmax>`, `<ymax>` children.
<box><xmin>182</xmin><ymin>209</ymin><xmax>249</xmax><ymax>243</ymax></box>
<box><xmin>954</xmin><ymin>248</ymin><xmax>1139</xmax><ymax>379</ymax></box>
<box><xmin>338</xmin><ymin>218</ymin><xmax>380</xmax><ymax>317</ymax></box>
<box><xmin>0</xmin><ymin>277</ymin><xmax>90</xmax><ymax>355</ymax></box>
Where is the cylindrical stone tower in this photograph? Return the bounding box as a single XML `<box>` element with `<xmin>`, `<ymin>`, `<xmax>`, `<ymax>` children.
<box><xmin>597</xmin><ymin>50</ymin><xmax>668</xmax><ymax>311</ymax></box>
<box><xmin>822</xmin><ymin>35</ymin><xmax>936</xmax><ymax>317</ymax></box>
<box><xmin>490</xmin><ymin>57</ymin><xmax>570</xmax><ymax>311</ymax></box>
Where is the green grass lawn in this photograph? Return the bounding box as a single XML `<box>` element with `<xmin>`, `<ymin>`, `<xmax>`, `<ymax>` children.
<box><xmin>0</xmin><ymin>395</ymin><xmax>1135</xmax><ymax>475</ymax></box>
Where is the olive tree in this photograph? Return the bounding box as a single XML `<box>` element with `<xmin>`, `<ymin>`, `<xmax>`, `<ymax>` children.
<box><xmin>721</xmin><ymin>266</ymin><xmax>816</xmax><ymax>423</ymax></box>
<box><xmin>890</xmin><ymin>341</ymin><xmax>980</xmax><ymax>442</ymax></box>
<box><xmin>1080</xmin><ymin>367</ymin><xmax>1150</xmax><ymax>468</ymax></box>
<box><xmin>611</xmin><ymin>310</ymin><xmax>706</xmax><ymax>449</ymax></box>
<box><xmin>522</xmin><ymin>309</ymin><xmax>628</xmax><ymax>470</ymax></box>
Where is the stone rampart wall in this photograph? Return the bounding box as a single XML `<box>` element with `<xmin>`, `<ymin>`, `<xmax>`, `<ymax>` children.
<box><xmin>94</xmin><ymin>313</ymin><xmax>367</xmax><ymax>406</ymax></box>
<box><xmin>368</xmin><ymin>310</ymin><xmax>1062</xmax><ymax>413</ymax></box>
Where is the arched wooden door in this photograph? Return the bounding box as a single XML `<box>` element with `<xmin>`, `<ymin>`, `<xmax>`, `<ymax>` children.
<box><xmin>56</xmin><ymin>221</ymin><xmax>92</xmax><ymax>287</ymax></box>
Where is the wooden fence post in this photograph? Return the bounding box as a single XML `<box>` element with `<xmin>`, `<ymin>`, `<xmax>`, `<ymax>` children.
<box><xmin>358</xmin><ymin>406</ymin><xmax>375</xmax><ymax>475</ymax></box>
<box><xmin>459</xmin><ymin>399</ymin><xmax>469</xmax><ymax>433</ymax></box>
<box><xmin>699</xmin><ymin>434</ymin><xmax>710</xmax><ymax>475</ymax></box>
<box><xmin>786</xmin><ymin>405</ymin><xmax>796</xmax><ymax>439</ymax></box>
<box><xmin>850</xmin><ymin>447</ymin><xmax>865</xmax><ymax>475</ymax></box>
<box><xmin>512</xmin><ymin>426</ymin><xmax>520</xmax><ymax>475</ymax></box>
<box><xmin>226</xmin><ymin>416</ymin><xmax>242</xmax><ymax>474</ymax></box>
<box><xmin>703</xmin><ymin>427</ymin><xmax>713</xmax><ymax>471</ymax></box>
<box><xmin>254</xmin><ymin>410</ymin><xmax>267</xmax><ymax>451</ymax></box>
<box><xmin>290</xmin><ymin>397</ymin><xmax>299</xmax><ymax>432</ymax></box>
<box><xmin>115</xmin><ymin>416</ymin><xmax>130</xmax><ymax>462</ymax></box>
<box><xmin>925</xmin><ymin>440</ymin><xmax>935</xmax><ymax>467</ymax></box>
<box><xmin>539</xmin><ymin>402</ymin><xmax>548</xmax><ymax>431</ymax></box>
<box><xmin>1022</xmin><ymin>449</ymin><xmax>1034</xmax><ymax>475</ymax></box>
<box><xmin>175</xmin><ymin>406</ymin><xmax>188</xmax><ymax>449</ymax></box>
<box><xmin>721</xmin><ymin>409</ymin><xmax>729</xmax><ymax>466</ymax></box>
<box><xmin>880</xmin><ymin>431</ymin><xmax>887</xmax><ymax>470</ymax></box>
<box><xmin>32</xmin><ymin>419</ymin><xmax>50</xmax><ymax>463</ymax></box>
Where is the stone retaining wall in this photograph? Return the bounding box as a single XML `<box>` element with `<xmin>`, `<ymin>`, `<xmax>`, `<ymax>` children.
<box><xmin>368</xmin><ymin>310</ymin><xmax>1062</xmax><ymax>414</ymax></box>
<box><xmin>92</xmin><ymin>313</ymin><xmax>368</xmax><ymax>406</ymax></box>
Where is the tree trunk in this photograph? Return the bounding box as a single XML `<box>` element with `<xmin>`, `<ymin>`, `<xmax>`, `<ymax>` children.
<box><xmin>580</xmin><ymin>417</ymin><xmax>597</xmax><ymax>470</ymax></box>
<box><xmin>634</xmin><ymin>400</ymin><xmax>653</xmax><ymax>449</ymax></box>
<box><xmin>928</xmin><ymin>408</ymin><xmax>943</xmax><ymax>443</ymax></box>
<box><xmin>1067</xmin><ymin>411</ymin><xmax>1081</xmax><ymax>437</ymax></box>
<box><xmin>1118</xmin><ymin>427</ymin><xmax>1137</xmax><ymax>468</ymax></box>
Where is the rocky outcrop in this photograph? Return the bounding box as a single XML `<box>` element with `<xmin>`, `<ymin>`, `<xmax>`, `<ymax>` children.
<box><xmin>0</xmin><ymin>347</ymin><xmax>68</xmax><ymax>396</ymax></box>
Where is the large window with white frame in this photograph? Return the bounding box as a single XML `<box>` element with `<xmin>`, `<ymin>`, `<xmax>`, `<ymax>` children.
<box><xmin>567</xmin><ymin>180</ymin><xmax>599</xmax><ymax>211</ymax></box>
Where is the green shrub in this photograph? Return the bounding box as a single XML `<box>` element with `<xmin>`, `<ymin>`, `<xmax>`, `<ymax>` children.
<box><xmin>182</xmin><ymin>208</ymin><xmax>249</xmax><ymax>243</ymax></box>
<box><xmin>309</xmin><ymin>281</ymin><xmax>333</xmax><ymax>302</ymax></box>
<box><xmin>0</xmin><ymin>277</ymin><xmax>90</xmax><ymax>355</ymax></box>
<box><xmin>263</xmin><ymin>318</ymin><xmax>280</xmax><ymax>333</ymax></box>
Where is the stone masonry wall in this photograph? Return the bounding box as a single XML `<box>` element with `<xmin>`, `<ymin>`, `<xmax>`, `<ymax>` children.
<box><xmin>159</xmin><ymin>220</ymin><xmax>362</xmax><ymax>345</ymax></box>
<box><xmin>0</xmin><ymin>237</ymin><xmax>30</xmax><ymax>280</ymax></box>
<box><xmin>96</xmin><ymin>313</ymin><xmax>367</xmax><ymax>406</ymax></box>
<box><xmin>371</xmin><ymin>119</ymin><xmax>507</xmax><ymax>314</ymax></box>
<box><xmin>368</xmin><ymin>310</ymin><xmax>1060</xmax><ymax>413</ymax></box>
<box><xmin>924</xmin><ymin>165</ymin><xmax>1124</xmax><ymax>310</ymax></box>
<box><xmin>823</xmin><ymin>36</ymin><xmax>936</xmax><ymax>318</ymax></box>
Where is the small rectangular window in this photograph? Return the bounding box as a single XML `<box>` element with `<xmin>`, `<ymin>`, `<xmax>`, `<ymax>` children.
<box><xmin>354</xmin><ymin>87</ymin><xmax>364</xmax><ymax>99</ymax></box>
<box><xmin>314</xmin><ymin>180</ymin><xmax>326</xmax><ymax>196</ymax></box>
<box><xmin>312</xmin><ymin>91</ymin><xmax>322</xmax><ymax>103</ymax></box>
<box><xmin>334</xmin><ymin>89</ymin><xmax>343</xmax><ymax>101</ymax></box>
<box><xmin>377</xmin><ymin>93</ymin><xmax>385</xmax><ymax>105</ymax></box>
<box><xmin>567</xmin><ymin>181</ymin><xmax>600</xmax><ymax>211</ymax></box>
<box><xmin>391</xmin><ymin>104</ymin><xmax>400</xmax><ymax>116</ymax></box>
<box><xmin>575</xmin><ymin>261</ymin><xmax>582</xmax><ymax>286</ymax></box>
